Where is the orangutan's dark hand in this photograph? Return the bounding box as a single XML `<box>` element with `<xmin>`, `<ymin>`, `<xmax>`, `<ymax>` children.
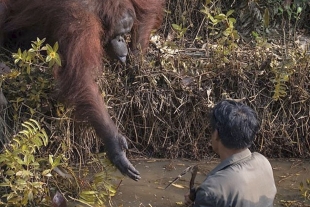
<box><xmin>105</xmin><ymin>134</ymin><xmax>141</xmax><ymax>181</ymax></box>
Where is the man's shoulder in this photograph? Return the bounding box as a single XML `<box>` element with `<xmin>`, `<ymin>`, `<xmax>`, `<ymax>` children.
<box><xmin>251</xmin><ymin>152</ymin><xmax>273</xmax><ymax>167</ymax></box>
<box><xmin>252</xmin><ymin>151</ymin><xmax>268</xmax><ymax>159</ymax></box>
<box><xmin>200</xmin><ymin>152</ymin><xmax>273</xmax><ymax>187</ymax></box>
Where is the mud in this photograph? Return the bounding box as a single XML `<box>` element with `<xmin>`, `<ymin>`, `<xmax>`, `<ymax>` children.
<box><xmin>109</xmin><ymin>158</ymin><xmax>310</xmax><ymax>207</ymax></box>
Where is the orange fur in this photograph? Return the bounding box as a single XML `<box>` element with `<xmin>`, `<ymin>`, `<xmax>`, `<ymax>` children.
<box><xmin>0</xmin><ymin>0</ymin><xmax>165</xmax><ymax>180</ymax></box>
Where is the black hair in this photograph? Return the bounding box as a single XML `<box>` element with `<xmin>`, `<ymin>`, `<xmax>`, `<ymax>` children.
<box><xmin>210</xmin><ymin>100</ymin><xmax>260</xmax><ymax>149</ymax></box>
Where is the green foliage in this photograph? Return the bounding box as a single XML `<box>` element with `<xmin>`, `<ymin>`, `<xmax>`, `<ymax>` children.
<box><xmin>0</xmin><ymin>119</ymin><xmax>117</xmax><ymax>206</ymax></box>
<box><xmin>252</xmin><ymin>31</ymin><xmax>272</xmax><ymax>48</ymax></box>
<box><xmin>12</xmin><ymin>38</ymin><xmax>61</xmax><ymax>69</ymax></box>
<box><xmin>47</xmin><ymin>152</ymin><xmax>118</xmax><ymax>206</ymax></box>
<box><xmin>270</xmin><ymin>58</ymin><xmax>294</xmax><ymax>101</ymax></box>
<box><xmin>269</xmin><ymin>46</ymin><xmax>310</xmax><ymax>101</ymax></box>
<box><xmin>275</xmin><ymin>0</ymin><xmax>305</xmax><ymax>22</ymax></box>
<box><xmin>172</xmin><ymin>23</ymin><xmax>188</xmax><ymax>40</ymax></box>
<box><xmin>2</xmin><ymin>38</ymin><xmax>61</xmax><ymax>120</ymax></box>
<box><xmin>269</xmin><ymin>0</ymin><xmax>308</xmax><ymax>34</ymax></box>
<box><xmin>0</xmin><ymin>39</ymin><xmax>118</xmax><ymax>206</ymax></box>
<box><xmin>201</xmin><ymin>3</ymin><xmax>239</xmax><ymax>63</ymax></box>
<box><xmin>77</xmin><ymin>153</ymin><xmax>117</xmax><ymax>206</ymax></box>
<box><xmin>0</xmin><ymin>119</ymin><xmax>51</xmax><ymax>206</ymax></box>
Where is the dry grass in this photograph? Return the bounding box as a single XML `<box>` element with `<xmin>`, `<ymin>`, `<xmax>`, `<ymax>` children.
<box><xmin>1</xmin><ymin>0</ymin><xmax>309</xmax><ymax>163</ymax></box>
<box><xmin>98</xmin><ymin>0</ymin><xmax>310</xmax><ymax>160</ymax></box>
<box><xmin>100</xmin><ymin>45</ymin><xmax>310</xmax><ymax>160</ymax></box>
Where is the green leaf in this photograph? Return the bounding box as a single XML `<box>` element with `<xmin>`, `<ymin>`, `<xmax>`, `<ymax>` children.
<box><xmin>209</xmin><ymin>15</ymin><xmax>218</xmax><ymax>24</ymax></box>
<box><xmin>42</xmin><ymin>169</ymin><xmax>51</xmax><ymax>176</ymax></box>
<box><xmin>48</xmin><ymin>59</ymin><xmax>55</xmax><ymax>68</ymax></box>
<box><xmin>33</xmin><ymin>137</ymin><xmax>43</xmax><ymax>148</ymax></box>
<box><xmin>0</xmin><ymin>156</ymin><xmax>9</xmax><ymax>163</ymax></box>
<box><xmin>30</xmin><ymin>162</ymin><xmax>40</xmax><ymax>167</ymax></box>
<box><xmin>0</xmin><ymin>183</ymin><xmax>11</xmax><ymax>187</ymax></box>
<box><xmin>172</xmin><ymin>24</ymin><xmax>182</xmax><ymax>31</ymax></box>
<box><xmin>53</xmin><ymin>42</ymin><xmax>59</xmax><ymax>52</ymax></box>
<box><xmin>46</xmin><ymin>55</ymin><xmax>52</xmax><ymax>62</ymax></box>
<box><xmin>263</xmin><ymin>8</ymin><xmax>270</xmax><ymax>28</ymax></box>
<box><xmin>28</xmin><ymin>190</ymin><xmax>33</xmax><ymax>201</ymax></box>
<box><xmin>14</xmin><ymin>58</ymin><xmax>20</xmax><ymax>64</ymax></box>
<box><xmin>49</xmin><ymin>155</ymin><xmax>53</xmax><ymax>165</ymax></box>
<box><xmin>46</xmin><ymin>44</ymin><xmax>53</xmax><ymax>53</ymax></box>
<box><xmin>226</xmin><ymin>10</ymin><xmax>234</xmax><ymax>17</ymax></box>
<box><xmin>55</xmin><ymin>54</ymin><xmax>62</xmax><ymax>66</ymax></box>
<box><xmin>6</xmin><ymin>193</ymin><xmax>17</xmax><ymax>201</ymax></box>
<box><xmin>228</xmin><ymin>18</ymin><xmax>236</xmax><ymax>24</ymax></box>
<box><xmin>31</xmin><ymin>182</ymin><xmax>44</xmax><ymax>188</ymax></box>
<box><xmin>24</xmin><ymin>154</ymin><xmax>30</xmax><ymax>165</ymax></box>
<box><xmin>52</xmin><ymin>156</ymin><xmax>62</xmax><ymax>168</ymax></box>
<box><xmin>80</xmin><ymin>191</ymin><xmax>98</xmax><ymax>195</ymax></box>
<box><xmin>297</xmin><ymin>7</ymin><xmax>302</xmax><ymax>14</ymax></box>
<box><xmin>16</xmin><ymin>170</ymin><xmax>33</xmax><ymax>177</ymax></box>
<box><xmin>223</xmin><ymin>30</ymin><xmax>230</xmax><ymax>37</ymax></box>
<box><xmin>15</xmin><ymin>157</ymin><xmax>26</xmax><ymax>165</ymax></box>
<box><xmin>5</xmin><ymin>170</ymin><xmax>16</xmax><ymax>176</ymax></box>
<box><xmin>35</xmin><ymin>37</ymin><xmax>46</xmax><ymax>46</ymax></box>
<box><xmin>22</xmin><ymin>121</ymin><xmax>36</xmax><ymax>134</ymax></box>
<box><xmin>41</xmin><ymin>130</ymin><xmax>48</xmax><ymax>146</ymax></box>
<box><xmin>214</xmin><ymin>14</ymin><xmax>226</xmax><ymax>20</ymax></box>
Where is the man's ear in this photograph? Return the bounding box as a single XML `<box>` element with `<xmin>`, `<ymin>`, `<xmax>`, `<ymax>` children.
<box><xmin>214</xmin><ymin>129</ymin><xmax>220</xmax><ymax>140</ymax></box>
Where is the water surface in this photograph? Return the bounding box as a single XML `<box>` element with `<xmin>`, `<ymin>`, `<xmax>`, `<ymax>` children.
<box><xmin>110</xmin><ymin>158</ymin><xmax>310</xmax><ymax>207</ymax></box>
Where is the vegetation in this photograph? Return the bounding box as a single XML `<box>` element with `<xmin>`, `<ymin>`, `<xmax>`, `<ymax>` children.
<box><xmin>300</xmin><ymin>179</ymin><xmax>310</xmax><ymax>201</ymax></box>
<box><xmin>0</xmin><ymin>119</ymin><xmax>55</xmax><ymax>206</ymax></box>
<box><xmin>0</xmin><ymin>39</ymin><xmax>117</xmax><ymax>206</ymax></box>
<box><xmin>0</xmin><ymin>0</ymin><xmax>309</xmax><ymax>206</ymax></box>
<box><xmin>106</xmin><ymin>0</ymin><xmax>310</xmax><ymax>159</ymax></box>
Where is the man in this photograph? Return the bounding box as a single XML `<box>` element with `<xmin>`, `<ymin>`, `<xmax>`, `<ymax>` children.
<box><xmin>185</xmin><ymin>100</ymin><xmax>277</xmax><ymax>207</ymax></box>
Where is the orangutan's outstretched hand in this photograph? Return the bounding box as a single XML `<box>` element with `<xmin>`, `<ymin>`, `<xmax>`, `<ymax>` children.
<box><xmin>105</xmin><ymin>134</ymin><xmax>141</xmax><ymax>181</ymax></box>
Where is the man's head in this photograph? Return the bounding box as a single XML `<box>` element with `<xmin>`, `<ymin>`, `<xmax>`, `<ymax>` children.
<box><xmin>210</xmin><ymin>100</ymin><xmax>260</xmax><ymax>150</ymax></box>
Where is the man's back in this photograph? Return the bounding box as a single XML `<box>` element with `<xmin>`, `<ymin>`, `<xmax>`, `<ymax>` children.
<box><xmin>194</xmin><ymin>149</ymin><xmax>277</xmax><ymax>207</ymax></box>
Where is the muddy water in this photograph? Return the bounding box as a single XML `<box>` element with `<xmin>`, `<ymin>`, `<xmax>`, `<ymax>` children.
<box><xmin>109</xmin><ymin>158</ymin><xmax>310</xmax><ymax>207</ymax></box>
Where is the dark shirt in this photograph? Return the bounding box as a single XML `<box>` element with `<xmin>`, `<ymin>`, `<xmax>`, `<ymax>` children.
<box><xmin>194</xmin><ymin>149</ymin><xmax>277</xmax><ymax>207</ymax></box>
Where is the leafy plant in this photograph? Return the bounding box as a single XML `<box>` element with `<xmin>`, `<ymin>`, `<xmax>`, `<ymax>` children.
<box><xmin>201</xmin><ymin>3</ymin><xmax>239</xmax><ymax>63</ymax></box>
<box><xmin>77</xmin><ymin>153</ymin><xmax>118</xmax><ymax>206</ymax></box>
<box><xmin>0</xmin><ymin>119</ymin><xmax>51</xmax><ymax>206</ymax></box>
<box><xmin>13</xmin><ymin>38</ymin><xmax>61</xmax><ymax>69</ymax></box>
<box><xmin>277</xmin><ymin>0</ymin><xmax>304</xmax><ymax>23</ymax></box>
<box><xmin>0</xmin><ymin>39</ymin><xmax>118</xmax><ymax>206</ymax></box>
<box><xmin>2</xmin><ymin>38</ymin><xmax>61</xmax><ymax>121</ymax></box>
<box><xmin>0</xmin><ymin>119</ymin><xmax>118</xmax><ymax>206</ymax></box>
<box><xmin>269</xmin><ymin>43</ymin><xmax>310</xmax><ymax>101</ymax></box>
<box><xmin>270</xmin><ymin>58</ymin><xmax>294</xmax><ymax>101</ymax></box>
<box><xmin>271</xmin><ymin>0</ymin><xmax>308</xmax><ymax>38</ymax></box>
<box><xmin>172</xmin><ymin>23</ymin><xmax>188</xmax><ymax>40</ymax></box>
